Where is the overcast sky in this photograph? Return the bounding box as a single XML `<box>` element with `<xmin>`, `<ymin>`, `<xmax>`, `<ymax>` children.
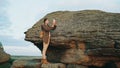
<box><xmin>0</xmin><ymin>0</ymin><xmax>120</xmax><ymax>56</ymax></box>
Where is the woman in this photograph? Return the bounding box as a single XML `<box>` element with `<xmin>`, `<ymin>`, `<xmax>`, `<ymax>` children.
<box><xmin>41</xmin><ymin>18</ymin><xmax>57</xmax><ymax>64</ymax></box>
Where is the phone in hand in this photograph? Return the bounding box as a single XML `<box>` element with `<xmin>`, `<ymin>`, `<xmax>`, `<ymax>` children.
<box><xmin>53</xmin><ymin>19</ymin><xmax>56</xmax><ymax>25</ymax></box>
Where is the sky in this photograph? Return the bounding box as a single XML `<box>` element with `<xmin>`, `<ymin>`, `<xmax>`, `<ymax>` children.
<box><xmin>0</xmin><ymin>0</ymin><xmax>120</xmax><ymax>56</ymax></box>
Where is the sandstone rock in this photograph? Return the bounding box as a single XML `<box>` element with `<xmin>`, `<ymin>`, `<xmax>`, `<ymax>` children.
<box><xmin>41</xmin><ymin>63</ymin><xmax>66</xmax><ymax>68</ymax></box>
<box><xmin>11</xmin><ymin>59</ymin><xmax>66</xmax><ymax>68</ymax></box>
<box><xmin>11</xmin><ymin>59</ymin><xmax>90</xmax><ymax>68</ymax></box>
<box><xmin>47</xmin><ymin>48</ymin><xmax>89</xmax><ymax>64</ymax></box>
<box><xmin>25</xmin><ymin>10</ymin><xmax>120</xmax><ymax>67</ymax></box>
<box><xmin>11</xmin><ymin>59</ymin><xmax>41</xmax><ymax>68</ymax></box>
<box><xmin>0</xmin><ymin>42</ymin><xmax>10</xmax><ymax>63</ymax></box>
<box><xmin>116</xmin><ymin>62</ymin><xmax>120</xmax><ymax>68</ymax></box>
<box><xmin>67</xmin><ymin>64</ymin><xmax>88</xmax><ymax>68</ymax></box>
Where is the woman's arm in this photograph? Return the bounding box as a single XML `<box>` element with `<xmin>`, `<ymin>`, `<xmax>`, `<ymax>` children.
<box><xmin>41</xmin><ymin>19</ymin><xmax>57</xmax><ymax>31</ymax></box>
<box><xmin>41</xmin><ymin>24</ymin><xmax>56</xmax><ymax>32</ymax></box>
<box><xmin>51</xmin><ymin>19</ymin><xmax>57</xmax><ymax>30</ymax></box>
<box><xmin>52</xmin><ymin>19</ymin><xmax>57</xmax><ymax>27</ymax></box>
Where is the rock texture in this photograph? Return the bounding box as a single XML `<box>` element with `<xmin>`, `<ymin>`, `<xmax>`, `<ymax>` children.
<box><xmin>25</xmin><ymin>10</ymin><xmax>120</xmax><ymax>68</ymax></box>
<box><xmin>0</xmin><ymin>42</ymin><xmax>11</xmax><ymax>68</ymax></box>
<box><xmin>0</xmin><ymin>42</ymin><xmax>10</xmax><ymax>63</ymax></box>
<box><xmin>11</xmin><ymin>59</ymin><xmax>41</xmax><ymax>68</ymax></box>
<box><xmin>11</xmin><ymin>59</ymin><xmax>88</xmax><ymax>68</ymax></box>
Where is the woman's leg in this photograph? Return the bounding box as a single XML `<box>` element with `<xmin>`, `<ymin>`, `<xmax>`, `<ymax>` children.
<box><xmin>42</xmin><ymin>43</ymin><xmax>48</xmax><ymax>59</ymax></box>
<box><xmin>42</xmin><ymin>36</ymin><xmax>50</xmax><ymax>59</ymax></box>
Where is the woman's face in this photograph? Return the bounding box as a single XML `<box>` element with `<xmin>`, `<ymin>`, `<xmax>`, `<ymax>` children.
<box><xmin>45</xmin><ymin>19</ymin><xmax>49</xmax><ymax>24</ymax></box>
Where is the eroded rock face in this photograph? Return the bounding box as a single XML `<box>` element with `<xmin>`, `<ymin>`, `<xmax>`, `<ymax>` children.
<box><xmin>0</xmin><ymin>42</ymin><xmax>10</xmax><ymax>63</ymax></box>
<box><xmin>25</xmin><ymin>10</ymin><xmax>120</xmax><ymax>67</ymax></box>
<box><xmin>11</xmin><ymin>59</ymin><xmax>88</xmax><ymax>68</ymax></box>
<box><xmin>11</xmin><ymin>59</ymin><xmax>41</xmax><ymax>68</ymax></box>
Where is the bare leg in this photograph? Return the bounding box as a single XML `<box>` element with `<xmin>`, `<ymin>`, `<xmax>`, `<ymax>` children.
<box><xmin>42</xmin><ymin>36</ymin><xmax>50</xmax><ymax>59</ymax></box>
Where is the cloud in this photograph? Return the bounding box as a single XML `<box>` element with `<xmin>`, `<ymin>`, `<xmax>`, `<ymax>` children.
<box><xmin>0</xmin><ymin>0</ymin><xmax>48</xmax><ymax>39</ymax></box>
<box><xmin>0</xmin><ymin>0</ymin><xmax>11</xmax><ymax>29</ymax></box>
<box><xmin>3</xmin><ymin>45</ymin><xmax>41</xmax><ymax>56</ymax></box>
<box><xmin>0</xmin><ymin>35</ymin><xmax>30</xmax><ymax>46</ymax></box>
<box><xmin>46</xmin><ymin>0</ymin><xmax>120</xmax><ymax>12</ymax></box>
<box><xmin>0</xmin><ymin>34</ymin><xmax>41</xmax><ymax>56</ymax></box>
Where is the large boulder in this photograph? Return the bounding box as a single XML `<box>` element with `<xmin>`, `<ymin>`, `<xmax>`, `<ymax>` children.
<box><xmin>25</xmin><ymin>10</ymin><xmax>120</xmax><ymax>67</ymax></box>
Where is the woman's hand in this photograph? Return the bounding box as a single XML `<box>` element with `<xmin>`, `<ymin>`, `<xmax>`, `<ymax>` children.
<box><xmin>52</xmin><ymin>19</ymin><xmax>56</xmax><ymax>27</ymax></box>
<box><xmin>52</xmin><ymin>19</ymin><xmax>56</xmax><ymax>25</ymax></box>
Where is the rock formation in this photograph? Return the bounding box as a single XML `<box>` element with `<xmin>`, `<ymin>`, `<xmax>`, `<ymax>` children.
<box><xmin>25</xmin><ymin>10</ymin><xmax>120</xmax><ymax>68</ymax></box>
<box><xmin>0</xmin><ymin>42</ymin><xmax>11</xmax><ymax>68</ymax></box>
<box><xmin>11</xmin><ymin>59</ymin><xmax>88</xmax><ymax>68</ymax></box>
<box><xmin>11</xmin><ymin>59</ymin><xmax>41</xmax><ymax>68</ymax></box>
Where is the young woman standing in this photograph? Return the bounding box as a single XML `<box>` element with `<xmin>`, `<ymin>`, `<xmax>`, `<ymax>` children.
<box><xmin>41</xmin><ymin>18</ymin><xmax>57</xmax><ymax>64</ymax></box>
